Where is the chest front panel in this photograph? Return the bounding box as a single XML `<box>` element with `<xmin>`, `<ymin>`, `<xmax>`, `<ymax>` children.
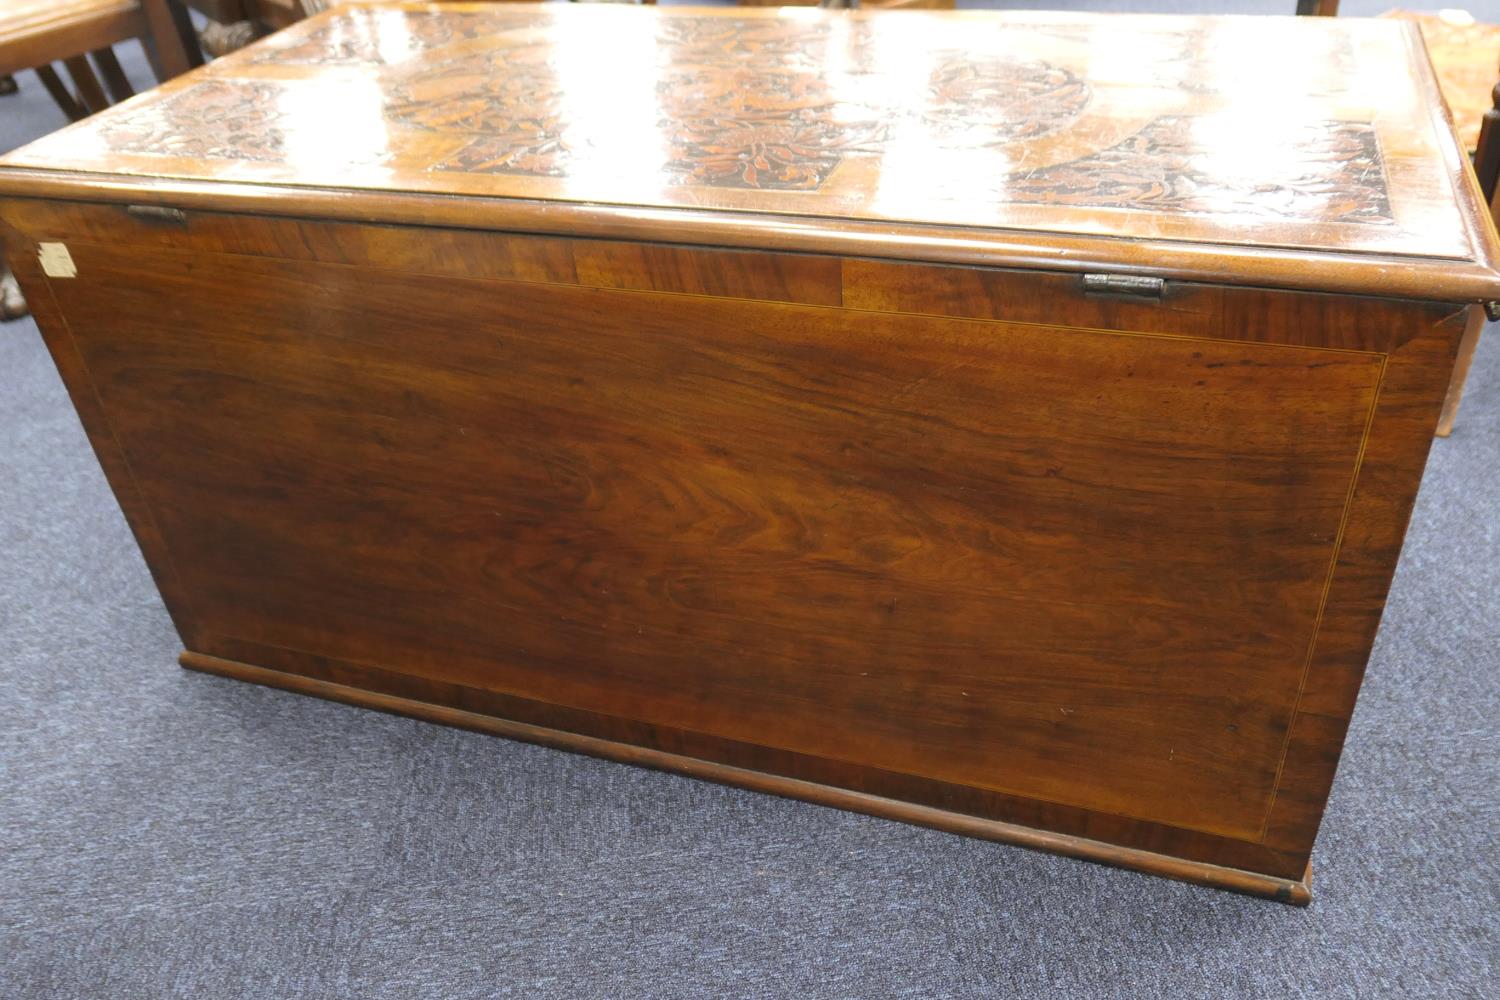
<box><xmin>4</xmin><ymin>206</ymin><xmax>1455</xmax><ymax>874</ymax></box>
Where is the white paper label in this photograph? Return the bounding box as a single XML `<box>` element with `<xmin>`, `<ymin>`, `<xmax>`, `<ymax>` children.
<box><xmin>38</xmin><ymin>243</ymin><xmax>76</xmax><ymax>279</ymax></box>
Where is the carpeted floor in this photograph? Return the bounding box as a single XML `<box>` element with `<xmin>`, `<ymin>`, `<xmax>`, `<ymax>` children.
<box><xmin>2</xmin><ymin>6</ymin><xmax>1498</xmax><ymax>999</ymax></box>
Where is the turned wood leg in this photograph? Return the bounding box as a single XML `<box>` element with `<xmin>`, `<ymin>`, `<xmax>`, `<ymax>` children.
<box><xmin>1436</xmin><ymin>307</ymin><xmax>1484</xmax><ymax>437</ymax></box>
<box><xmin>200</xmin><ymin>20</ymin><xmax>260</xmax><ymax>58</ymax></box>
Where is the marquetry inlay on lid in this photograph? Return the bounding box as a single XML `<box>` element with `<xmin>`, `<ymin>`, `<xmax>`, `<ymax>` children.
<box><xmin>3</xmin><ymin>3</ymin><xmax>1498</xmax><ymax>299</ymax></box>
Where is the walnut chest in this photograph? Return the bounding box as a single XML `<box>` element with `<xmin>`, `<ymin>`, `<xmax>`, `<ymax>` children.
<box><xmin>4</xmin><ymin>4</ymin><xmax>1496</xmax><ymax>903</ymax></box>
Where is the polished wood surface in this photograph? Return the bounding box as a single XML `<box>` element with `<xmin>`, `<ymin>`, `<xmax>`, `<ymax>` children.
<box><xmin>177</xmin><ymin>649</ymin><xmax>1312</xmax><ymax>904</ymax></box>
<box><xmin>1384</xmin><ymin>9</ymin><xmax>1500</xmax><ymax>151</ymax></box>
<box><xmin>34</xmin><ymin>242</ymin><xmax>1386</xmax><ymax>842</ymax></box>
<box><xmin>1382</xmin><ymin>10</ymin><xmax>1500</xmax><ymax>434</ymax></box>
<box><xmin>0</xmin><ymin>4</ymin><xmax>1487</xmax><ymax>902</ymax></box>
<box><xmin>0</xmin><ymin>0</ymin><xmax>141</xmax><ymax>42</ymax></box>
<box><xmin>0</xmin><ymin>0</ymin><xmax>199</xmax><ymax>325</ymax></box>
<box><xmin>1437</xmin><ymin>298</ymin><xmax>1487</xmax><ymax>435</ymax></box>
<box><xmin>0</xmin><ymin>192</ymin><xmax>1472</xmax><ymax>899</ymax></box>
<box><xmin>0</xmin><ymin>0</ymin><xmax>198</xmax><ymax>80</ymax></box>
<box><xmin>2</xmin><ymin>4</ymin><xmax>1498</xmax><ymax>303</ymax></box>
<box><xmin>1389</xmin><ymin>21</ymin><xmax>1500</xmax><ymax>512</ymax></box>
<box><xmin>0</xmin><ymin>0</ymin><xmax>144</xmax><ymax>78</ymax></box>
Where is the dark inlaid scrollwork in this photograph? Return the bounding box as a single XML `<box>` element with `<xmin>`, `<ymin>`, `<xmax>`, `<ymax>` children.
<box><xmin>924</xmin><ymin>57</ymin><xmax>1090</xmax><ymax>143</ymax></box>
<box><xmin>655</xmin><ymin>14</ymin><xmax>876</xmax><ymax>68</ymax></box>
<box><xmin>1002</xmin><ymin>116</ymin><xmax>1392</xmax><ymax>223</ymax></box>
<box><xmin>252</xmin><ymin>8</ymin><xmax>532</xmax><ymax>66</ymax></box>
<box><xmin>95</xmin><ymin>81</ymin><xmax>291</xmax><ymax>163</ymax></box>
<box><xmin>654</xmin><ymin>68</ymin><xmax>887</xmax><ymax>190</ymax></box>
<box><xmin>90</xmin><ymin>9</ymin><xmax>1394</xmax><ymax>226</ymax></box>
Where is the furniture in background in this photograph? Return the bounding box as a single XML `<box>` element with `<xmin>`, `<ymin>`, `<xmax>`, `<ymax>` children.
<box><xmin>0</xmin><ymin>0</ymin><xmax>200</xmax><ymax>322</ymax></box>
<box><xmin>1474</xmin><ymin>83</ymin><xmax>1500</xmax><ymax>201</ymax></box>
<box><xmin>185</xmin><ymin>1</ymin><xmax>318</xmax><ymax>54</ymax></box>
<box><xmin>3</xmin><ymin>5</ymin><xmax>1493</xmax><ymax>903</ymax></box>
<box><xmin>1385</xmin><ymin>9</ymin><xmax>1500</xmax><ymax>435</ymax></box>
<box><xmin>1387</xmin><ymin>10</ymin><xmax>1500</xmax><ymax>152</ymax></box>
<box><xmin>190</xmin><ymin>0</ymin><xmax>657</xmax><ymax>56</ymax></box>
<box><xmin>0</xmin><ymin>1</ymin><xmax>200</xmax><ymax>121</ymax></box>
<box><xmin>1451</xmin><ymin>60</ymin><xmax>1500</xmax><ymax>437</ymax></box>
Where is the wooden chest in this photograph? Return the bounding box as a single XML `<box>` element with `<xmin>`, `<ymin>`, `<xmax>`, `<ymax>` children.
<box><xmin>4</xmin><ymin>4</ymin><xmax>1496</xmax><ymax>903</ymax></box>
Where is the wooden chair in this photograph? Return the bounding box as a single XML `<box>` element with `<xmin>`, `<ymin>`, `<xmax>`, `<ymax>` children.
<box><xmin>0</xmin><ymin>1</ymin><xmax>201</xmax><ymax>121</ymax></box>
<box><xmin>0</xmin><ymin>1</ymin><xmax>201</xmax><ymax>320</ymax></box>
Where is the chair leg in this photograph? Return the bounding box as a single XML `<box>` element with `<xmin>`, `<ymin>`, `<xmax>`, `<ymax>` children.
<box><xmin>90</xmin><ymin>48</ymin><xmax>136</xmax><ymax>103</ymax></box>
<box><xmin>33</xmin><ymin>65</ymin><xmax>89</xmax><ymax>122</ymax></box>
<box><xmin>62</xmin><ymin>56</ymin><xmax>111</xmax><ymax>115</ymax></box>
<box><xmin>138</xmin><ymin>0</ymin><xmax>203</xmax><ymax>82</ymax></box>
<box><xmin>1474</xmin><ymin>84</ymin><xmax>1500</xmax><ymax>205</ymax></box>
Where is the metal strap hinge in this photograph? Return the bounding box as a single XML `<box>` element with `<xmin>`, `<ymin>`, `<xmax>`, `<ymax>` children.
<box><xmin>126</xmin><ymin>205</ymin><xmax>187</xmax><ymax>225</ymax></box>
<box><xmin>1082</xmin><ymin>273</ymin><xmax>1165</xmax><ymax>298</ymax></box>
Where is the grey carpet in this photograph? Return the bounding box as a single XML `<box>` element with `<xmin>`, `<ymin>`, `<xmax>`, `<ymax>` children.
<box><xmin>2</xmin><ymin>7</ymin><xmax>1498</xmax><ymax>999</ymax></box>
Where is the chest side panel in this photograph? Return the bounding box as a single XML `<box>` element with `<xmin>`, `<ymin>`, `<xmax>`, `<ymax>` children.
<box><xmin>19</xmin><ymin>215</ymin><xmax>1400</xmax><ymax>845</ymax></box>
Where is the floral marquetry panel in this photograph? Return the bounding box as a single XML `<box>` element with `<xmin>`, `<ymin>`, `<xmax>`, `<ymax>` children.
<box><xmin>0</xmin><ymin>3</ymin><xmax>1484</xmax><ymax>259</ymax></box>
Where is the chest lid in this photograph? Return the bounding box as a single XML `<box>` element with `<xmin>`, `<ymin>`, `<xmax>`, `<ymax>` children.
<box><xmin>3</xmin><ymin>3</ymin><xmax>1498</xmax><ymax>302</ymax></box>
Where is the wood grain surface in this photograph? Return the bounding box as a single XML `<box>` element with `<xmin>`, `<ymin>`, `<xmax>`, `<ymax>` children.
<box><xmin>0</xmin><ymin>0</ymin><xmax>140</xmax><ymax>40</ymax></box>
<box><xmin>1384</xmin><ymin>9</ymin><xmax>1500</xmax><ymax>151</ymax></box>
<box><xmin>2</xmin><ymin>4</ymin><xmax>1497</xmax><ymax>304</ymax></box>
<box><xmin>0</xmin><ymin>3</ymin><xmax>1483</xmax><ymax>901</ymax></box>
<box><xmin>0</xmin><ymin>198</ymin><xmax>1470</xmax><ymax>897</ymax></box>
<box><xmin>0</xmin><ymin>0</ymin><xmax>145</xmax><ymax>78</ymax></box>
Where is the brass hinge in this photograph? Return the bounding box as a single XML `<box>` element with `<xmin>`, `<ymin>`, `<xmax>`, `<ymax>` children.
<box><xmin>1082</xmin><ymin>273</ymin><xmax>1165</xmax><ymax>298</ymax></box>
